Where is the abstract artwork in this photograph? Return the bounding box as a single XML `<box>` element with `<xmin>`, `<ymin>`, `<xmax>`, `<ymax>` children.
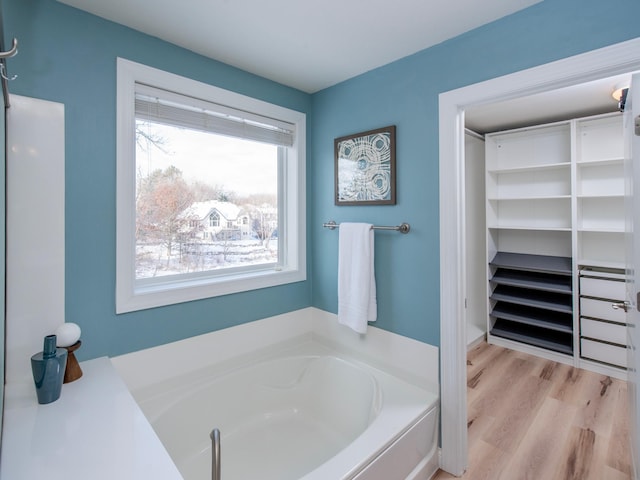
<box><xmin>334</xmin><ymin>126</ymin><xmax>396</xmax><ymax>205</ymax></box>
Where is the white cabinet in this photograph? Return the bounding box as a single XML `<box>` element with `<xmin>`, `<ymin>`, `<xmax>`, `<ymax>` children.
<box><xmin>485</xmin><ymin>112</ymin><xmax>628</xmax><ymax>374</ymax></box>
<box><xmin>579</xmin><ymin>268</ymin><xmax>627</xmax><ymax>369</ymax></box>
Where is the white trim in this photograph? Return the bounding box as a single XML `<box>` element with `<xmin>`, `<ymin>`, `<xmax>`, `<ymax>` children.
<box><xmin>115</xmin><ymin>58</ymin><xmax>307</xmax><ymax>313</ymax></box>
<box><xmin>439</xmin><ymin>37</ymin><xmax>640</xmax><ymax>476</ymax></box>
<box><xmin>438</xmin><ymin>94</ymin><xmax>468</xmax><ymax>476</ymax></box>
<box><xmin>464</xmin><ymin>128</ymin><xmax>484</xmax><ymax>141</ymax></box>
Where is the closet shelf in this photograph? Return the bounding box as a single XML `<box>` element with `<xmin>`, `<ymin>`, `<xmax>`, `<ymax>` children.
<box><xmin>490</xmin><ymin>285</ymin><xmax>572</xmax><ymax>314</ymax></box>
<box><xmin>490</xmin><ymin>252</ymin><xmax>572</xmax><ymax>275</ymax></box>
<box><xmin>577</xmin><ymin>157</ymin><xmax>624</xmax><ymax>166</ymax></box>
<box><xmin>488</xmin><ymin>225</ymin><xmax>572</xmax><ymax>232</ymax></box>
<box><xmin>576</xmin><ymin>193</ymin><xmax>624</xmax><ymax>199</ymax></box>
<box><xmin>491</xmin><ymin>320</ymin><xmax>573</xmax><ymax>355</ymax></box>
<box><xmin>488</xmin><ymin>195</ymin><xmax>571</xmax><ymax>201</ymax></box>
<box><xmin>490</xmin><ymin>268</ymin><xmax>572</xmax><ymax>294</ymax></box>
<box><xmin>577</xmin><ymin>227</ymin><xmax>625</xmax><ymax>233</ymax></box>
<box><xmin>487</xmin><ymin>162</ymin><xmax>571</xmax><ymax>174</ymax></box>
<box><xmin>491</xmin><ymin>303</ymin><xmax>572</xmax><ymax>333</ymax></box>
<box><xmin>578</xmin><ymin>259</ymin><xmax>626</xmax><ymax>271</ymax></box>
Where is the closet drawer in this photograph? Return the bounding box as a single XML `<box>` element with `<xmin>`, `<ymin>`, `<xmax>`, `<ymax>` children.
<box><xmin>581</xmin><ymin>338</ymin><xmax>627</xmax><ymax>368</ymax></box>
<box><xmin>579</xmin><ymin>297</ymin><xmax>626</xmax><ymax>323</ymax></box>
<box><xmin>579</xmin><ymin>276</ymin><xmax>625</xmax><ymax>300</ymax></box>
<box><xmin>580</xmin><ymin>318</ymin><xmax>626</xmax><ymax>345</ymax></box>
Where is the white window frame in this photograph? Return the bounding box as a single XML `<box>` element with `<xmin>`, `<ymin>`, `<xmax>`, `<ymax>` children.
<box><xmin>116</xmin><ymin>58</ymin><xmax>306</xmax><ymax>314</ymax></box>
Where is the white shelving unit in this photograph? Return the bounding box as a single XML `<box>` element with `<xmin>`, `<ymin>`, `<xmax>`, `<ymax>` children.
<box><xmin>575</xmin><ymin>114</ymin><xmax>627</xmax><ymax>375</ymax></box>
<box><xmin>576</xmin><ymin>113</ymin><xmax>626</xmax><ymax>270</ymax></box>
<box><xmin>486</xmin><ymin>122</ymin><xmax>573</xmax><ymax>257</ymax></box>
<box><xmin>485</xmin><ymin>112</ymin><xmax>627</xmax><ymax>376</ymax></box>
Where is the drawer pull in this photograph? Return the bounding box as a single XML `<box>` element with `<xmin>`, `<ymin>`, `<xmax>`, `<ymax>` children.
<box><xmin>612</xmin><ymin>301</ymin><xmax>630</xmax><ymax>312</ymax></box>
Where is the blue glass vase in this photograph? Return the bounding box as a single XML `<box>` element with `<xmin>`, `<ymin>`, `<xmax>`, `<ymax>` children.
<box><xmin>31</xmin><ymin>335</ymin><xmax>68</xmax><ymax>404</ymax></box>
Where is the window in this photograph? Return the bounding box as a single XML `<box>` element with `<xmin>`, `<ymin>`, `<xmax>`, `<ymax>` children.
<box><xmin>116</xmin><ymin>59</ymin><xmax>306</xmax><ymax>313</ymax></box>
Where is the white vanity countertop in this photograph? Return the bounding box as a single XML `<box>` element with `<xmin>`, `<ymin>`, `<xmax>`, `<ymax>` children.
<box><xmin>0</xmin><ymin>357</ymin><xmax>182</xmax><ymax>480</ymax></box>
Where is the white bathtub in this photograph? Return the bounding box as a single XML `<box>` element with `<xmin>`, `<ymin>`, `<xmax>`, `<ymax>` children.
<box><xmin>130</xmin><ymin>340</ymin><xmax>439</xmax><ymax>480</ymax></box>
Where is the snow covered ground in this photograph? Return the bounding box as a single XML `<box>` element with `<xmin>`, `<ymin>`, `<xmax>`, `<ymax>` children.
<box><xmin>136</xmin><ymin>240</ymin><xmax>278</xmax><ymax>278</ymax></box>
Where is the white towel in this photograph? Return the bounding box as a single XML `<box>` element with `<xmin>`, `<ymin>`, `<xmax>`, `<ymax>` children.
<box><xmin>338</xmin><ymin>223</ymin><xmax>377</xmax><ymax>334</ymax></box>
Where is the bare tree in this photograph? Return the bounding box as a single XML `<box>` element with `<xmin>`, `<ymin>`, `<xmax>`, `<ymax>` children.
<box><xmin>250</xmin><ymin>203</ymin><xmax>278</xmax><ymax>248</ymax></box>
<box><xmin>136</xmin><ymin>120</ymin><xmax>169</xmax><ymax>154</ymax></box>
<box><xmin>191</xmin><ymin>181</ymin><xmax>235</xmax><ymax>202</ymax></box>
<box><xmin>136</xmin><ymin>166</ymin><xmax>194</xmax><ymax>264</ymax></box>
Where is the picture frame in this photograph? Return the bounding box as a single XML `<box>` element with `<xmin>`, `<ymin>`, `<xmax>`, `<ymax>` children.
<box><xmin>334</xmin><ymin>125</ymin><xmax>396</xmax><ymax>205</ymax></box>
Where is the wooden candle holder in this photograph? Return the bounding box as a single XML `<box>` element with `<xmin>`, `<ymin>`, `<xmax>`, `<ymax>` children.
<box><xmin>63</xmin><ymin>340</ymin><xmax>83</xmax><ymax>383</ymax></box>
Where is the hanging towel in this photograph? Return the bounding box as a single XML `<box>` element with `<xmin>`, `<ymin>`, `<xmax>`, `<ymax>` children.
<box><xmin>338</xmin><ymin>223</ymin><xmax>377</xmax><ymax>334</ymax></box>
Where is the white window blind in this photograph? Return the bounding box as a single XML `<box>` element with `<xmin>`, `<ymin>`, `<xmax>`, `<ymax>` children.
<box><xmin>135</xmin><ymin>84</ymin><xmax>295</xmax><ymax>147</ymax></box>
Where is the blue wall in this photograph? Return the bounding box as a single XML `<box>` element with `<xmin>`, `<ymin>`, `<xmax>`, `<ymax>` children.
<box><xmin>5</xmin><ymin>0</ymin><xmax>640</xmax><ymax>359</ymax></box>
<box><xmin>310</xmin><ymin>0</ymin><xmax>640</xmax><ymax>346</ymax></box>
<box><xmin>4</xmin><ymin>0</ymin><xmax>312</xmax><ymax>360</ymax></box>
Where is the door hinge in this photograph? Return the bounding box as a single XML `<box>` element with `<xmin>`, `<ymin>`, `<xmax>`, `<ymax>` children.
<box><xmin>635</xmin><ymin>115</ymin><xmax>640</xmax><ymax>136</ymax></box>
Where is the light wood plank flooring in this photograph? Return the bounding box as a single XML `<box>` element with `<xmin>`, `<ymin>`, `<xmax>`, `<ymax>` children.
<box><xmin>433</xmin><ymin>342</ymin><xmax>632</xmax><ymax>480</ymax></box>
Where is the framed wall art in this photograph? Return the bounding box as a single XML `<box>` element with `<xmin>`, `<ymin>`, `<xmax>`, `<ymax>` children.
<box><xmin>334</xmin><ymin>125</ymin><xmax>396</xmax><ymax>205</ymax></box>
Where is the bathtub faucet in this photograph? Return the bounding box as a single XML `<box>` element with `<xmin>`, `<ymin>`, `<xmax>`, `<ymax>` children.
<box><xmin>211</xmin><ymin>428</ymin><xmax>221</xmax><ymax>480</ymax></box>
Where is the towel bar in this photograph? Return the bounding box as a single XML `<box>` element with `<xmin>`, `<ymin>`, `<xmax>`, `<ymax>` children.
<box><xmin>323</xmin><ymin>220</ymin><xmax>410</xmax><ymax>234</ymax></box>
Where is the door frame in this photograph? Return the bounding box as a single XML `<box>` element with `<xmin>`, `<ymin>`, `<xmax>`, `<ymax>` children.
<box><xmin>438</xmin><ymin>36</ymin><xmax>640</xmax><ymax>476</ymax></box>
<box><xmin>625</xmin><ymin>72</ymin><xmax>640</xmax><ymax>478</ymax></box>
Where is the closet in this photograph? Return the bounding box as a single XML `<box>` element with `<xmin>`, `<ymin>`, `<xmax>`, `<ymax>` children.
<box><xmin>485</xmin><ymin>111</ymin><xmax>626</xmax><ymax>377</ymax></box>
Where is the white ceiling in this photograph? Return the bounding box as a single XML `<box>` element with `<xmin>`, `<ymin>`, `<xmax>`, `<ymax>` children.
<box><xmin>465</xmin><ymin>72</ymin><xmax>633</xmax><ymax>134</ymax></box>
<box><xmin>58</xmin><ymin>0</ymin><xmax>542</xmax><ymax>93</ymax></box>
<box><xmin>57</xmin><ymin>0</ymin><xmax>634</xmax><ymax>132</ymax></box>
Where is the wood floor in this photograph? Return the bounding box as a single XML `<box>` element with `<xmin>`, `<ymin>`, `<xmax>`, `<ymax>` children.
<box><xmin>432</xmin><ymin>342</ymin><xmax>632</xmax><ymax>480</ymax></box>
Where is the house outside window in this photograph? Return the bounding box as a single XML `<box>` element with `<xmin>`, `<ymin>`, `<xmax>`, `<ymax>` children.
<box><xmin>116</xmin><ymin>59</ymin><xmax>306</xmax><ymax>313</ymax></box>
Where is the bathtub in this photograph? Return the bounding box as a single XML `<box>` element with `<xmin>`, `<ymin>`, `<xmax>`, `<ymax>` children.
<box><xmin>130</xmin><ymin>340</ymin><xmax>439</xmax><ymax>480</ymax></box>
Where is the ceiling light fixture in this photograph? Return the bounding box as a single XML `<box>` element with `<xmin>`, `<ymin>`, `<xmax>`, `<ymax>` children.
<box><xmin>612</xmin><ymin>82</ymin><xmax>629</xmax><ymax>101</ymax></box>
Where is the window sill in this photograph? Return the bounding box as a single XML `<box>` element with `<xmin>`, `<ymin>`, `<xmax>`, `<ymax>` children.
<box><xmin>116</xmin><ymin>267</ymin><xmax>306</xmax><ymax>314</ymax></box>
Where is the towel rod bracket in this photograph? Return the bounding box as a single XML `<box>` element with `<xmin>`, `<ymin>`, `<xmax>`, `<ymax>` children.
<box><xmin>325</xmin><ymin>220</ymin><xmax>338</xmax><ymax>230</ymax></box>
<box><xmin>0</xmin><ymin>38</ymin><xmax>18</xmax><ymax>60</ymax></box>
<box><xmin>397</xmin><ymin>223</ymin><xmax>410</xmax><ymax>234</ymax></box>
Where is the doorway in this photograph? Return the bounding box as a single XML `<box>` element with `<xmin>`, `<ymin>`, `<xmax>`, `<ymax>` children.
<box><xmin>438</xmin><ymin>37</ymin><xmax>640</xmax><ymax>476</ymax></box>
